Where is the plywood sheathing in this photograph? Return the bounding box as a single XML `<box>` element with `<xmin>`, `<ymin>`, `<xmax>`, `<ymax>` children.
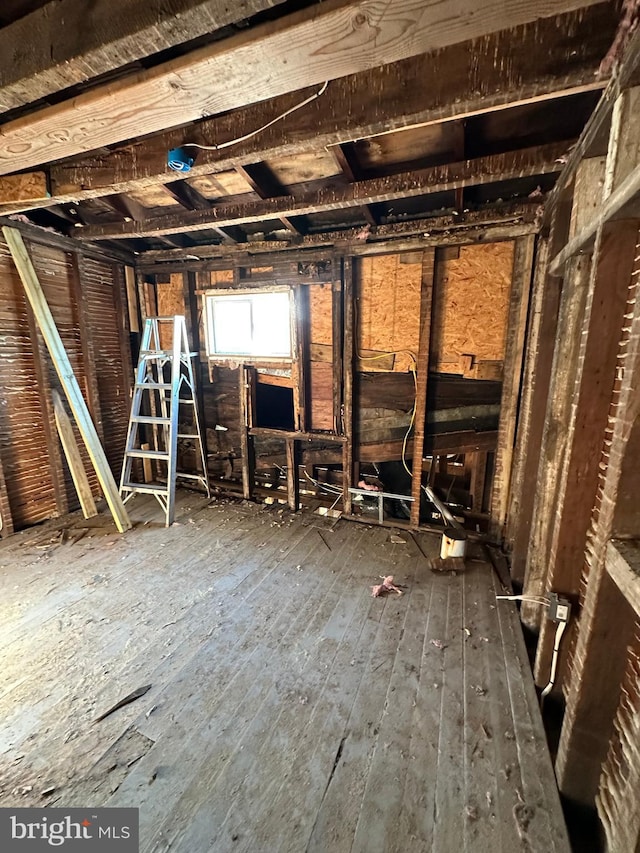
<box><xmin>430</xmin><ymin>242</ymin><xmax>515</xmax><ymax>375</ymax></box>
<box><xmin>356</xmin><ymin>254</ymin><xmax>422</xmax><ymax>373</ymax></box>
<box><xmin>156</xmin><ymin>272</ymin><xmax>187</xmax><ymax>349</ymax></box>
<box><xmin>309</xmin><ymin>283</ymin><xmax>334</xmax><ymax>431</ymax></box>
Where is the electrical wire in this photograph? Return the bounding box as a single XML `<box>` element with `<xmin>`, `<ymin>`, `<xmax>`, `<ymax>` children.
<box><xmin>540</xmin><ymin>620</ymin><xmax>568</xmax><ymax>704</ymax></box>
<box><xmin>353</xmin><ymin>296</ymin><xmax>418</xmax><ymax>478</ymax></box>
<box><xmin>182</xmin><ymin>82</ymin><xmax>329</xmax><ymax>152</ymax></box>
<box><xmin>495</xmin><ymin>594</ymin><xmax>550</xmax><ymax>605</ymax></box>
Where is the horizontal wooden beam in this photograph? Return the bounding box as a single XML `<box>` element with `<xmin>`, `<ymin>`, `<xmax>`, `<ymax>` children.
<box><xmin>0</xmin><ymin>5</ymin><xmax>610</xmax><ymax>216</ymax></box>
<box><xmin>0</xmin><ymin>0</ymin><xmax>602</xmax><ymax>176</ymax></box>
<box><xmin>78</xmin><ymin>142</ymin><xmax>567</xmax><ymax>240</ymax></box>
<box><xmin>0</xmin><ymin>1</ymin><xmax>290</xmax><ymax>114</ymax></box>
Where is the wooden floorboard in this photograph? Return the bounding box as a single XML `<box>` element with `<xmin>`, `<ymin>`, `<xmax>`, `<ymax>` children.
<box><xmin>0</xmin><ymin>492</ymin><xmax>569</xmax><ymax>851</ymax></box>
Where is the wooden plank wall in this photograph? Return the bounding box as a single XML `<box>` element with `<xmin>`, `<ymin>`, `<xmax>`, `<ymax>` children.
<box><xmin>0</xmin><ymin>228</ymin><xmax>133</xmax><ymax>530</ymax></box>
<box><xmin>509</xmin><ymin>34</ymin><xmax>640</xmax><ymax>843</ymax></box>
<box><xmin>83</xmin><ymin>259</ymin><xmax>134</xmax><ymax>476</ymax></box>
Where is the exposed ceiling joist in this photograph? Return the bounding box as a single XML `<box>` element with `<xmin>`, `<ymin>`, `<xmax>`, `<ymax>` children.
<box><xmin>163</xmin><ymin>178</ymin><xmax>243</xmax><ymax>243</ymax></box>
<box><xmin>236</xmin><ymin>163</ymin><xmax>304</xmax><ymax>234</ymax></box>
<box><xmin>0</xmin><ymin>0</ymin><xmax>290</xmax><ymax>114</ymax></box>
<box><xmin>332</xmin><ymin>144</ymin><xmax>378</xmax><ymax>225</ymax></box>
<box><xmin>137</xmin><ymin>200</ymin><xmax>542</xmax><ymax>262</ymax></box>
<box><xmin>0</xmin><ymin>0</ymin><xmax>602</xmax><ymax>176</ymax></box>
<box><xmin>75</xmin><ymin>142</ymin><xmax>568</xmax><ymax>240</ymax></box>
<box><xmin>0</xmin><ymin>6</ymin><xmax>613</xmax><ymax>215</ymax></box>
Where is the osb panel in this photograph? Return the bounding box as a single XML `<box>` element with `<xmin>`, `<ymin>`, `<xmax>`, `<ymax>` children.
<box><xmin>430</xmin><ymin>242</ymin><xmax>514</xmax><ymax>373</ymax></box>
<box><xmin>309</xmin><ymin>283</ymin><xmax>333</xmax><ymax>346</ymax></box>
<box><xmin>208</xmin><ymin>270</ymin><xmax>234</xmax><ymax>286</ymax></box>
<box><xmin>357</xmin><ymin>253</ymin><xmax>422</xmax><ymax>372</ymax></box>
<box><xmin>157</xmin><ymin>273</ymin><xmax>186</xmax><ymax>349</ymax></box>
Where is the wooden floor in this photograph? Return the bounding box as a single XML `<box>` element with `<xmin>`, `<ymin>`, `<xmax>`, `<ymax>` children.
<box><xmin>0</xmin><ymin>492</ymin><xmax>569</xmax><ymax>852</ymax></box>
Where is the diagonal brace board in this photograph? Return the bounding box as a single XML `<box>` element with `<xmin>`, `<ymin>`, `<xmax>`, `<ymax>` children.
<box><xmin>2</xmin><ymin>227</ymin><xmax>132</xmax><ymax>533</ymax></box>
<box><xmin>52</xmin><ymin>389</ymin><xmax>98</xmax><ymax>520</ymax></box>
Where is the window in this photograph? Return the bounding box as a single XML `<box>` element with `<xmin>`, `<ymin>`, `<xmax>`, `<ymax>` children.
<box><xmin>205</xmin><ymin>290</ymin><xmax>292</xmax><ymax>358</ymax></box>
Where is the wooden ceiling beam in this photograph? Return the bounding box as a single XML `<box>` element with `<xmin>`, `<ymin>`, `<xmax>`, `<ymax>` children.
<box><xmin>236</xmin><ymin>163</ymin><xmax>305</xmax><ymax>235</ymax></box>
<box><xmin>0</xmin><ymin>6</ymin><xmax>614</xmax><ymax>214</ymax></box>
<box><xmin>162</xmin><ymin>179</ymin><xmax>243</xmax><ymax>243</ymax></box>
<box><xmin>136</xmin><ymin>200</ymin><xmax>542</xmax><ymax>261</ymax></box>
<box><xmin>0</xmin><ymin>0</ymin><xmax>290</xmax><ymax>114</ymax></box>
<box><xmin>75</xmin><ymin>142</ymin><xmax>568</xmax><ymax>240</ymax></box>
<box><xmin>332</xmin><ymin>143</ymin><xmax>378</xmax><ymax>226</ymax></box>
<box><xmin>0</xmin><ymin>0</ymin><xmax>603</xmax><ymax>176</ymax></box>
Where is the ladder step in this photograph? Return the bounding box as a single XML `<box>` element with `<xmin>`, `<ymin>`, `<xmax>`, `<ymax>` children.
<box><xmin>135</xmin><ymin>382</ymin><xmax>172</xmax><ymax>390</ymax></box>
<box><xmin>177</xmin><ymin>433</ymin><xmax>199</xmax><ymax>439</ymax></box>
<box><xmin>132</xmin><ymin>415</ymin><xmax>171</xmax><ymax>425</ymax></box>
<box><xmin>121</xmin><ymin>482</ymin><xmax>169</xmax><ymax>495</ymax></box>
<box><xmin>126</xmin><ymin>449</ymin><xmax>169</xmax><ymax>460</ymax></box>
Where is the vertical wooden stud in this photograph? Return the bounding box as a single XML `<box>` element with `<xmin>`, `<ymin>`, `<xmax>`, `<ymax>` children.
<box><xmin>410</xmin><ymin>248</ymin><xmax>436</xmax><ymax>529</ymax></box>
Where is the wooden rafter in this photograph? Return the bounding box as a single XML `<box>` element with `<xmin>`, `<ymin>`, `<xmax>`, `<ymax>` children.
<box><xmin>0</xmin><ymin>0</ymin><xmax>602</xmax><ymax>176</ymax></box>
<box><xmin>0</xmin><ymin>0</ymin><xmax>290</xmax><ymax>113</ymax></box>
<box><xmin>136</xmin><ymin>201</ymin><xmax>542</xmax><ymax>261</ymax></box>
<box><xmin>331</xmin><ymin>144</ymin><xmax>378</xmax><ymax>226</ymax></box>
<box><xmin>76</xmin><ymin>142</ymin><xmax>567</xmax><ymax>240</ymax></box>
<box><xmin>236</xmin><ymin>164</ymin><xmax>303</xmax><ymax>235</ymax></box>
<box><xmin>0</xmin><ymin>6</ymin><xmax>610</xmax><ymax>217</ymax></box>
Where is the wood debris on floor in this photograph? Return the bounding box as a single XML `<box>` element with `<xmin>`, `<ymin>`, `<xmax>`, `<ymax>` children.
<box><xmin>0</xmin><ymin>491</ymin><xmax>568</xmax><ymax>852</ymax></box>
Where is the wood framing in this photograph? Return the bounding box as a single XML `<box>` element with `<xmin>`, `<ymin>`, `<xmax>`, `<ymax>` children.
<box><xmin>409</xmin><ymin>249</ymin><xmax>435</xmax><ymax>529</ymax></box>
<box><xmin>77</xmin><ymin>144</ymin><xmax>568</xmax><ymax>241</ymax></box>
<box><xmin>342</xmin><ymin>257</ymin><xmax>354</xmax><ymax>516</ymax></box>
<box><xmin>0</xmin><ymin>0</ymin><xmax>289</xmax><ymax>113</ymax></box>
<box><xmin>52</xmin><ymin>390</ymin><xmax>98</xmax><ymax>519</ymax></box>
<box><xmin>2</xmin><ymin>5</ymin><xmax>606</xmax><ymax>214</ymax></box>
<box><xmin>239</xmin><ymin>365</ymin><xmax>256</xmax><ymax>500</ymax></box>
<box><xmin>521</xmin><ymin>253</ymin><xmax>592</xmax><ymax>628</ymax></box>
<box><xmin>0</xmin><ymin>0</ymin><xmax>600</xmax><ymax>175</ymax></box>
<box><xmin>489</xmin><ymin>234</ymin><xmax>535</xmax><ymax>540</ymax></box>
<box><xmin>2</xmin><ymin>226</ymin><xmax>132</xmax><ymax>533</ymax></box>
<box><xmin>22</xmin><ymin>275</ymin><xmax>70</xmax><ymax>518</ymax></box>
<box><xmin>286</xmin><ymin>438</ymin><xmax>299</xmax><ymax>511</ymax></box>
<box><xmin>533</xmin><ymin>220</ymin><xmax>640</xmax><ymax>686</ymax></box>
<box><xmin>0</xmin><ymin>443</ymin><xmax>14</xmax><ymax>538</ymax></box>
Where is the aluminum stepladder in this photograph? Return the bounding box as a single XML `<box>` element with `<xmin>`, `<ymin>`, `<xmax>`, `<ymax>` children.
<box><xmin>119</xmin><ymin>316</ymin><xmax>210</xmax><ymax>526</ymax></box>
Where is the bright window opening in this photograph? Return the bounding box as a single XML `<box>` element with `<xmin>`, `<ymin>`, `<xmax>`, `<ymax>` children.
<box><xmin>205</xmin><ymin>290</ymin><xmax>292</xmax><ymax>358</ymax></box>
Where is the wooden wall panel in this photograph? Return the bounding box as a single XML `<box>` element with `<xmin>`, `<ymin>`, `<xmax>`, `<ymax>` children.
<box><xmin>29</xmin><ymin>242</ymin><xmax>101</xmax><ymax>505</ymax></box>
<box><xmin>597</xmin><ymin>619</ymin><xmax>640</xmax><ymax>852</ymax></box>
<box><xmin>0</xmin><ymin>241</ymin><xmax>57</xmax><ymax>527</ymax></box>
<box><xmin>356</xmin><ymin>254</ymin><xmax>421</xmax><ymax>373</ymax></box>
<box><xmin>309</xmin><ymin>283</ymin><xmax>334</xmax><ymax>430</ymax></box>
<box><xmin>82</xmin><ymin>258</ymin><xmax>133</xmax><ymax>477</ymax></box>
<box><xmin>430</xmin><ymin>241</ymin><xmax>514</xmax><ymax>375</ymax></box>
<box><xmin>157</xmin><ymin>272</ymin><xmax>187</xmax><ymax>349</ymax></box>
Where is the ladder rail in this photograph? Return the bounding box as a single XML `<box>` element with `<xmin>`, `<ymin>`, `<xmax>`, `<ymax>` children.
<box><xmin>119</xmin><ymin>315</ymin><xmax>210</xmax><ymax>526</ymax></box>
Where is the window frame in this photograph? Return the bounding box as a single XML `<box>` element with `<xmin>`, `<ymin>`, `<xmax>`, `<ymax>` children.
<box><xmin>203</xmin><ymin>286</ymin><xmax>295</xmax><ymax>362</ymax></box>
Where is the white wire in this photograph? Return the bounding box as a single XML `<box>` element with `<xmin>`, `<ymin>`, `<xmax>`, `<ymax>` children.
<box><xmin>495</xmin><ymin>595</ymin><xmax>550</xmax><ymax>605</ymax></box>
<box><xmin>541</xmin><ymin>620</ymin><xmax>568</xmax><ymax>701</ymax></box>
<box><xmin>182</xmin><ymin>82</ymin><xmax>329</xmax><ymax>152</ymax></box>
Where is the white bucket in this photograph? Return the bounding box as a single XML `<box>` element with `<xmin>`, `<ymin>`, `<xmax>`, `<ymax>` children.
<box><xmin>440</xmin><ymin>526</ymin><xmax>467</xmax><ymax>559</ymax></box>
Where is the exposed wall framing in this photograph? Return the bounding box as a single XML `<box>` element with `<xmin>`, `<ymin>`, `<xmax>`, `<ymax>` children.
<box><xmin>0</xmin><ymin>222</ymin><xmax>134</xmax><ymax>531</ymax></box>
<box><xmin>508</xmin><ymin>27</ymin><xmax>640</xmax><ymax>847</ymax></box>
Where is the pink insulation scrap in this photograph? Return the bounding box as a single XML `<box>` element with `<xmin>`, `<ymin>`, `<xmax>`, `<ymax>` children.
<box><xmin>371</xmin><ymin>575</ymin><xmax>403</xmax><ymax>597</ymax></box>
